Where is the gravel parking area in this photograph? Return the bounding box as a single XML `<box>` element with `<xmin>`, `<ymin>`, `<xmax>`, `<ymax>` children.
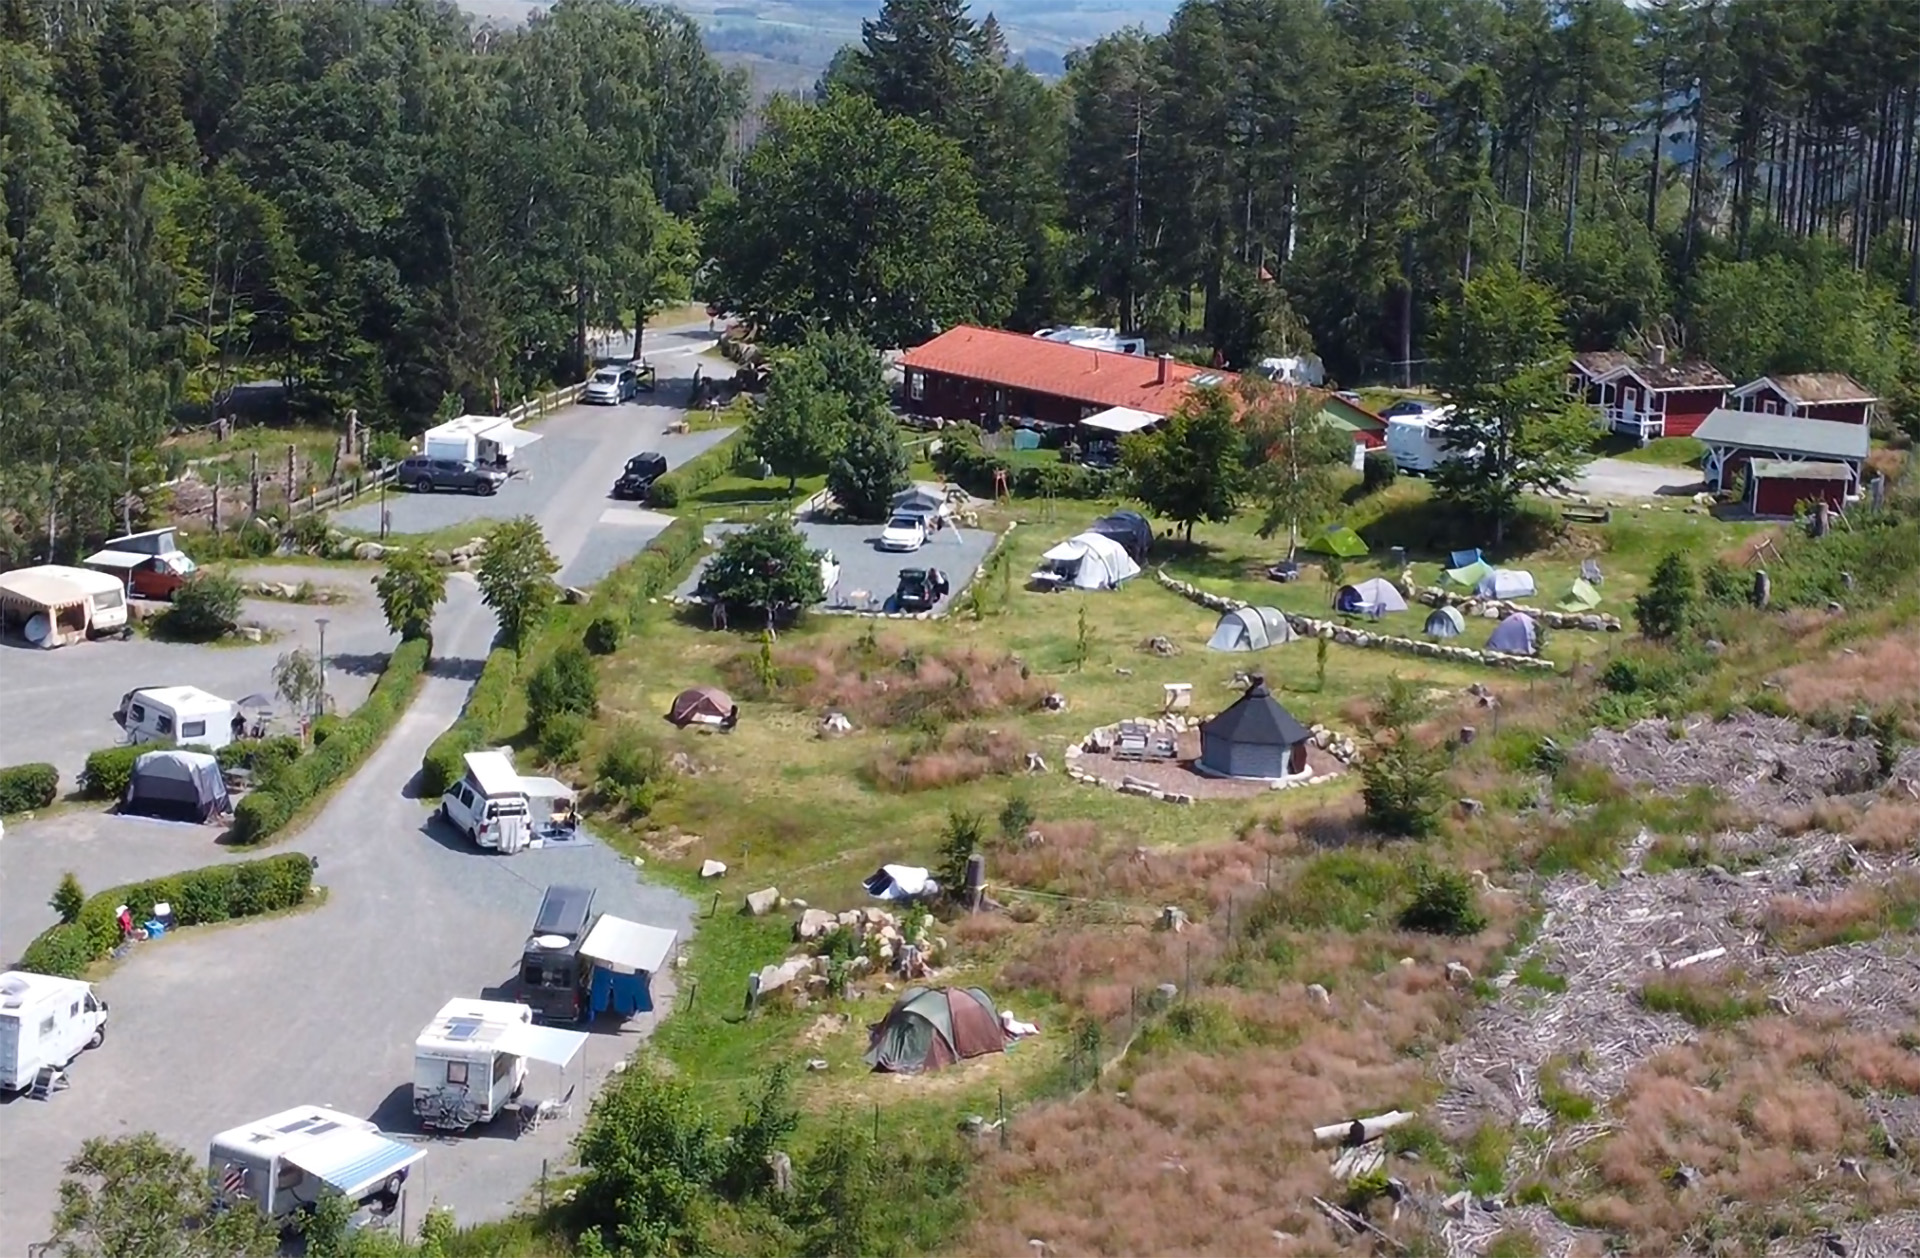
<box><xmin>559</xmin><ymin>427</ymin><xmax>737</xmax><ymax>587</ymax></box>
<box><xmin>1570</xmin><ymin>457</ymin><xmax>1705</xmax><ymax>500</ymax></box>
<box><xmin>0</xmin><ymin>564</ymin><xmax>391</xmax><ymax>786</ymax></box>
<box><xmin>675</xmin><ymin>520</ymin><xmax>997</xmax><ymax>615</ymax></box>
<box><xmin>332</xmin><ymin>433</ymin><xmax>600</xmax><ymax>536</ymax></box>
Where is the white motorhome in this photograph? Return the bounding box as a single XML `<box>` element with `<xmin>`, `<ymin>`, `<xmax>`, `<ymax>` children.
<box><xmin>1033</xmin><ymin>325</ymin><xmax>1147</xmax><ymax>356</ymax></box>
<box><xmin>117</xmin><ymin>685</ymin><xmax>240</xmax><ymax>751</ymax></box>
<box><xmin>208</xmin><ymin>1106</ymin><xmax>424</xmax><ymax>1226</ymax></box>
<box><xmin>0</xmin><ymin>971</ymin><xmax>109</xmax><ymax>1094</ymax></box>
<box><xmin>421</xmin><ymin>414</ymin><xmax>542</xmax><ymax>468</ymax></box>
<box><xmin>439</xmin><ymin>750</ymin><xmax>532</xmax><ymax>852</ymax></box>
<box><xmin>412</xmin><ymin>998</ymin><xmax>533</xmax><ymax>1131</ymax></box>
<box><xmin>1383</xmin><ymin>404</ymin><xmax>1467</xmax><ymax>474</ymax></box>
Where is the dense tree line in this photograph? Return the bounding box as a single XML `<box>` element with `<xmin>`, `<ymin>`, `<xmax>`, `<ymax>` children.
<box><xmin>0</xmin><ymin>0</ymin><xmax>741</xmax><ymax>562</ymax></box>
<box><xmin>713</xmin><ymin>0</ymin><xmax>1919</xmax><ymax>400</ymax></box>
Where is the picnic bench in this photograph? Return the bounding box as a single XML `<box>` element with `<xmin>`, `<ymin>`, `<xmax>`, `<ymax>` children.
<box><xmin>1561</xmin><ymin>505</ymin><xmax>1611</xmax><ymax>524</ymax></box>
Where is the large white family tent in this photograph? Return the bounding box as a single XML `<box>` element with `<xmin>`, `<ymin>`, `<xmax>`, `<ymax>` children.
<box><xmin>1036</xmin><ymin>532</ymin><xmax>1141</xmax><ymax>590</ymax></box>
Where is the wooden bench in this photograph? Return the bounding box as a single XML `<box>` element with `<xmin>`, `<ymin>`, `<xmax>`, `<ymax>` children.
<box><xmin>1561</xmin><ymin>505</ymin><xmax>1611</xmax><ymax>524</ymax></box>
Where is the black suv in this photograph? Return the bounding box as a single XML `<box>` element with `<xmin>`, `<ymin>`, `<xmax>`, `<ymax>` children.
<box><xmin>398</xmin><ymin>456</ymin><xmax>505</xmax><ymax>495</ymax></box>
<box><xmin>610</xmin><ymin>451</ymin><xmax>669</xmax><ymax>500</ymax></box>
<box><xmin>895</xmin><ymin>567</ymin><xmax>950</xmax><ymax>612</ymax></box>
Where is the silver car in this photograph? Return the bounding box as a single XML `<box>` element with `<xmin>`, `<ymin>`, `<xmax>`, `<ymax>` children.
<box><xmin>583</xmin><ymin>364</ymin><xmax>638</xmax><ymax>405</ymax></box>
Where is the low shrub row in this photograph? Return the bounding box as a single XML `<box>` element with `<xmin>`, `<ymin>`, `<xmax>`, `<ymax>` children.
<box><xmin>17</xmin><ymin>853</ymin><xmax>314</xmax><ymax>977</ymax></box>
<box><xmin>0</xmin><ymin>762</ymin><xmax>58</xmax><ymax>813</ymax></box>
<box><xmin>933</xmin><ymin>430</ymin><xmax>1120</xmax><ymax>500</ymax></box>
<box><xmin>647</xmin><ymin>431</ymin><xmax>745</xmax><ymax>508</ymax></box>
<box><xmin>230</xmin><ymin>637</ymin><xmax>431</xmax><ymax>844</ymax></box>
<box><xmin>81</xmin><ymin>745</ymin><xmax>146</xmax><ymax>800</ymax></box>
<box><xmin>419</xmin><ymin>646</ymin><xmax>520</xmax><ymax>799</ymax></box>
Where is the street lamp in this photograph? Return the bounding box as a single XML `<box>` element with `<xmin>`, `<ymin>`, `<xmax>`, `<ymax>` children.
<box><xmin>314</xmin><ymin>617</ymin><xmax>330</xmax><ymax>718</ymax></box>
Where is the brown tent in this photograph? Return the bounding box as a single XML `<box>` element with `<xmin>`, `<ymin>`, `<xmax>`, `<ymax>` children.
<box><xmin>865</xmin><ymin>986</ymin><xmax>1008</xmax><ymax>1073</ymax></box>
<box><xmin>667</xmin><ymin>685</ymin><xmax>735</xmax><ymax>727</ymax></box>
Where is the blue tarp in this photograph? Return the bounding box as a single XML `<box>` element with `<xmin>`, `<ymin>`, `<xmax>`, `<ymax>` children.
<box><xmin>591</xmin><ymin>966</ymin><xmax>652</xmax><ymax>1016</ymax></box>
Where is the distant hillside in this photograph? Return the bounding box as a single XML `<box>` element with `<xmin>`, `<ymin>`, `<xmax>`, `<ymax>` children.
<box><xmin>458</xmin><ymin>0</ymin><xmax>1179</xmax><ymax>93</ymax></box>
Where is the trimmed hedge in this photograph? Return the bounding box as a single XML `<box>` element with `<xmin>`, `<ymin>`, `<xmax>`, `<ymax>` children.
<box><xmin>419</xmin><ymin>646</ymin><xmax>521</xmax><ymax>799</ymax></box>
<box><xmin>17</xmin><ymin>852</ymin><xmax>314</xmax><ymax>977</ymax></box>
<box><xmin>81</xmin><ymin>745</ymin><xmax>147</xmax><ymax>800</ymax></box>
<box><xmin>648</xmin><ymin>430</ymin><xmax>744</xmax><ymax>509</ymax></box>
<box><xmin>0</xmin><ymin>762</ymin><xmax>58</xmax><ymax>813</ymax></box>
<box><xmin>229</xmin><ymin>637</ymin><xmax>431</xmax><ymax>844</ymax></box>
<box><xmin>417</xmin><ymin>515</ymin><xmax>710</xmax><ymax>798</ymax></box>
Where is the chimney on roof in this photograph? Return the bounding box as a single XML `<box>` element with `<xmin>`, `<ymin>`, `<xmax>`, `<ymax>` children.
<box><xmin>1156</xmin><ymin>353</ymin><xmax>1170</xmax><ymax>385</ymax></box>
<box><xmin>1650</xmin><ymin>344</ymin><xmax>1667</xmax><ymax>367</ymax></box>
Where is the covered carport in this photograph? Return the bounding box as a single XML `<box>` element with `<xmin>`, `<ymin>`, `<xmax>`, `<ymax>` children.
<box><xmin>1693</xmin><ymin>409</ymin><xmax>1868</xmax><ymax>500</ymax></box>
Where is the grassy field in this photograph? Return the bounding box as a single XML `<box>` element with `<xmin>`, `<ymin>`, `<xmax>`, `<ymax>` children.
<box><xmin>493</xmin><ymin>465</ymin><xmax>1920</xmax><ymax>1256</ymax></box>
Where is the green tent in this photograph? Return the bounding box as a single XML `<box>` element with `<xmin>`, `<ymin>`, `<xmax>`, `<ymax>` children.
<box><xmin>1444</xmin><ymin>558</ymin><xmax>1493</xmax><ymax>588</ymax></box>
<box><xmin>1557</xmin><ymin>578</ymin><xmax>1602</xmax><ymax>611</ymax></box>
<box><xmin>865</xmin><ymin>986</ymin><xmax>1009</xmax><ymax>1073</ymax></box>
<box><xmin>1303</xmin><ymin>525</ymin><xmax>1367</xmax><ymax>558</ymax></box>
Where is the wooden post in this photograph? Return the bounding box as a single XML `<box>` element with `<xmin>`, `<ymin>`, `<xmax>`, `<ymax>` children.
<box><xmin>286</xmin><ymin>443</ymin><xmax>296</xmax><ymax>509</ymax></box>
<box><xmin>249</xmin><ymin>451</ymin><xmax>260</xmax><ymax>518</ymax></box>
<box><xmin>211</xmin><ymin>472</ymin><xmax>222</xmax><ymax>533</ymax></box>
<box><xmin>122</xmin><ymin>447</ymin><xmax>132</xmax><ymax>535</ymax></box>
<box><xmin>1752</xmin><ymin>569</ymin><xmax>1771</xmax><ymax>609</ymax></box>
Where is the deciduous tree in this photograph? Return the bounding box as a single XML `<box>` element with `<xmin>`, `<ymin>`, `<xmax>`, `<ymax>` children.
<box><xmin>50</xmin><ymin>1132</ymin><xmax>278</xmax><ymax>1258</ymax></box>
<box><xmin>828</xmin><ymin>409</ymin><xmax>911</xmax><ymax>522</ymax></box>
<box><xmin>1428</xmin><ymin>265</ymin><xmax>1590</xmax><ymax>543</ymax></box>
<box><xmin>476</xmin><ymin>516</ymin><xmax>560</xmax><ymax>653</ymax></box>
<box><xmin>1122</xmin><ymin>386</ymin><xmax>1242</xmax><ymax>542</ymax></box>
<box><xmin>373</xmin><ymin>548</ymin><xmax>446</xmax><ymax>642</ymax></box>
<box><xmin>1241</xmin><ymin>381</ymin><xmax>1352</xmax><ymax>558</ymax></box>
<box><xmin>695</xmin><ymin>519</ymin><xmax>826</xmax><ymax>621</ymax></box>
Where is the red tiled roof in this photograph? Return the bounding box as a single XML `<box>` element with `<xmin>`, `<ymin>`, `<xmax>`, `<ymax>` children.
<box><xmin>900</xmin><ymin>325</ymin><xmax>1238</xmax><ymax>416</ymax></box>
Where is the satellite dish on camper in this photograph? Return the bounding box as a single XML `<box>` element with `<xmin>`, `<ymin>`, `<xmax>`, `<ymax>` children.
<box><xmin>24</xmin><ymin>614</ymin><xmax>50</xmax><ymax>645</ymax></box>
<box><xmin>535</xmin><ymin>934</ymin><xmax>569</xmax><ymax>950</ymax></box>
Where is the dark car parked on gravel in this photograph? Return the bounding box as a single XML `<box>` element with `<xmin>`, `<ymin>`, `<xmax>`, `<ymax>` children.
<box><xmin>398</xmin><ymin>456</ymin><xmax>505</xmax><ymax>495</ymax></box>
<box><xmin>895</xmin><ymin>567</ymin><xmax>950</xmax><ymax>612</ymax></box>
<box><xmin>610</xmin><ymin>451</ymin><xmax>668</xmax><ymax>500</ymax></box>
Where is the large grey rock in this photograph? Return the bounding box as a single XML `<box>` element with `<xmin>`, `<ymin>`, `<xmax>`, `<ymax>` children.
<box><xmin>794</xmin><ymin>908</ymin><xmax>837</xmax><ymax>943</ymax></box>
<box><xmin>743</xmin><ymin>887</ymin><xmax>781</xmax><ymax>916</ymax></box>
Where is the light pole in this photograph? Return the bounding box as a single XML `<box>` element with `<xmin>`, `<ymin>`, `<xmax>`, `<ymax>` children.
<box><xmin>314</xmin><ymin>617</ymin><xmax>330</xmax><ymax>718</ymax></box>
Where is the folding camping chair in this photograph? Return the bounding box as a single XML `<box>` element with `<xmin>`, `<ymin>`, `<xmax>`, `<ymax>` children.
<box><xmin>1450</xmin><ymin>548</ymin><xmax>1483</xmax><ymax>569</ymax></box>
<box><xmin>1581</xmin><ymin>559</ymin><xmax>1604</xmax><ymax>586</ymax></box>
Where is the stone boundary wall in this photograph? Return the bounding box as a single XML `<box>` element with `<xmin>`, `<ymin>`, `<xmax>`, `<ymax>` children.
<box><xmin>1411</xmin><ymin>584</ymin><xmax>1622</xmax><ymax>632</ymax></box>
<box><xmin>1153</xmin><ymin>569</ymin><xmax>1558</xmax><ymax>673</ymax></box>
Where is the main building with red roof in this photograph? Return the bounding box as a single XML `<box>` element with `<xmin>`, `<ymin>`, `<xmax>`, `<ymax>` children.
<box><xmin>899</xmin><ymin>325</ymin><xmax>1239</xmax><ymax>426</ymax></box>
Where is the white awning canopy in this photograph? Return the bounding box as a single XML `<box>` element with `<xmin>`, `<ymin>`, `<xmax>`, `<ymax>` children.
<box><xmin>282</xmin><ymin>1128</ymin><xmax>424</xmax><ymax>1196</ymax></box>
<box><xmin>517</xmin><ymin>775</ymin><xmax>574</xmax><ymax>800</ymax></box>
<box><xmin>494</xmin><ymin>1021</ymin><xmax>589</xmax><ymax>1068</ymax></box>
<box><xmin>578</xmin><ymin>915</ymin><xmax>678</xmax><ymax>974</ymax></box>
<box><xmin>81</xmin><ymin>549</ymin><xmax>149</xmax><ymax>570</ymax></box>
<box><xmin>1080</xmin><ymin>406</ymin><xmax>1162</xmax><ymax>435</ymax></box>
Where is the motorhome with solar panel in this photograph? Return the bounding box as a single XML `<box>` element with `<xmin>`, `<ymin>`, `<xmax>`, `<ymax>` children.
<box><xmin>412</xmin><ymin>998</ymin><xmax>532</xmax><ymax>1131</ymax></box>
<box><xmin>206</xmin><ymin>1105</ymin><xmax>422</xmax><ymax>1226</ymax></box>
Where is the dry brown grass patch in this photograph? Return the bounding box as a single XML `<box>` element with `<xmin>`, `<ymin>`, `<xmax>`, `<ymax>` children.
<box><xmin>861</xmin><ymin>724</ymin><xmax>1027</xmax><ymax>792</ymax></box>
<box><xmin>725</xmin><ymin>637</ymin><xmax>1046</xmax><ymax>729</ymax></box>
<box><xmin>1856</xmin><ymin>798</ymin><xmax>1920</xmax><ymax>852</ymax></box>
<box><xmin>1776</xmin><ymin>628</ymin><xmax>1920</xmax><ymax>721</ymax></box>
<box><xmin>1762</xmin><ymin>873</ymin><xmax>1920</xmax><ymax>953</ymax></box>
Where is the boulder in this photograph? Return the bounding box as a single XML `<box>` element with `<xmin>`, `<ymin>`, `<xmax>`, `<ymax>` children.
<box><xmin>794</xmin><ymin>908</ymin><xmax>837</xmax><ymax>943</ymax></box>
<box><xmin>699</xmin><ymin>859</ymin><xmax>728</xmax><ymax>879</ymax></box>
<box><xmin>743</xmin><ymin>887</ymin><xmax>781</xmax><ymax>917</ymax></box>
<box><xmin>1445</xmin><ymin>961</ymin><xmax>1474</xmax><ymax>986</ymax></box>
<box><xmin>235</xmin><ymin>625</ymin><xmax>264</xmax><ymax>643</ymax></box>
<box><xmin>1043</xmin><ymin>692</ymin><xmax>1069</xmax><ymax>712</ymax></box>
<box><xmin>563</xmin><ymin>586</ymin><xmax>590</xmax><ymax>605</ymax></box>
<box><xmin>755</xmin><ymin>955</ymin><xmax>811</xmax><ymax>993</ymax></box>
<box><xmin>353</xmin><ymin>541</ymin><xmax>386</xmax><ymax>561</ymax></box>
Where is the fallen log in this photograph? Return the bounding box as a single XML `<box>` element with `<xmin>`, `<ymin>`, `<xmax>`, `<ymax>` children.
<box><xmin>1313</xmin><ymin>1109</ymin><xmax>1416</xmax><ymax>1147</ymax></box>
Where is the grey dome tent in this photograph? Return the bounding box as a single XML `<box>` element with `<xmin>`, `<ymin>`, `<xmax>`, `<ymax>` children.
<box><xmin>1207</xmin><ymin>606</ymin><xmax>1295</xmax><ymax>652</ymax></box>
<box><xmin>123</xmin><ymin>749</ymin><xmax>229</xmax><ymax>823</ymax></box>
<box><xmin>1486</xmin><ymin>613</ymin><xmax>1540</xmax><ymax>656</ymax></box>
<box><xmin>1424</xmin><ymin>605</ymin><xmax>1467</xmax><ymax>638</ymax></box>
<box><xmin>1333</xmin><ymin>578</ymin><xmax>1408</xmax><ymax>615</ymax></box>
<box><xmin>1198</xmin><ymin>675</ymin><xmax>1312</xmax><ymax>779</ymax></box>
<box><xmin>1087</xmin><ymin>510</ymin><xmax>1152</xmax><ymax>562</ymax></box>
<box><xmin>1475</xmin><ymin>568</ymin><xmax>1537</xmax><ymax>600</ymax></box>
<box><xmin>865</xmin><ymin>986</ymin><xmax>1008</xmax><ymax>1073</ymax></box>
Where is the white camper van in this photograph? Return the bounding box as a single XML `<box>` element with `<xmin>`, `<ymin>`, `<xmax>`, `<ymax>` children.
<box><xmin>440</xmin><ymin>750</ymin><xmax>532</xmax><ymax>852</ymax></box>
<box><xmin>118</xmin><ymin>685</ymin><xmax>240</xmax><ymax>751</ymax></box>
<box><xmin>208</xmin><ymin>1106</ymin><xmax>424</xmax><ymax>1226</ymax></box>
<box><xmin>0</xmin><ymin>971</ymin><xmax>109</xmax><ymax>1094</ymax></box>
<box><xmin>412</xmin><ymin>998</ymin><xmax>534</xmax><ymax>1131</ymax></box>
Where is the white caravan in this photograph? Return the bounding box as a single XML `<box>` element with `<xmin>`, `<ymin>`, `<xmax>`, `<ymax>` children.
<box><xmin>208</xmin><ymin>1106</ymin><xmax>424</xmax><ymax>1226</ymax></box>
<box><xmin>439</xmin><ymin>750</ymin><xmax>532</xmax><ymax>852</ymax></box>
<box><xmin>420</xmin><ymin>414</ymin><xmax>541</xmax><ymax>468</ymax></box>
<box><xmin>0</xmin><ymin>971</ymin><xmax>109</xmax><ymax>1094</ymax></box>
<box><xmin>118</xmin><ymin>685</ymin><xmax>240</xmax><ymax>750</ymax></box>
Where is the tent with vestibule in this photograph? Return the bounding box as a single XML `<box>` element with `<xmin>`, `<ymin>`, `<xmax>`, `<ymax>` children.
<box><xmin>1486</xmin><ymin>613</ymin><xmax>1540</xmax><ymax>656</ymax></box>
<box><xmin>1424</xmin><ymin>606</ymin><xmax>1467</xmax><ymax>638</ymax></box>
<box><xmin>865</xmin><ymin>986</ymin><xmax>1008</xmax><ymax>1073</ymax></box>
<box><xmin>1475</xmin><ymin>569</ymin><xmax>1537</xmax><ymax>600</ymax></box>
<box><xmin>1303</xmin><ymin>525</ymin><xmax>1367</xmax><ymax>559</ymax></box>
<box><xmin>1207</xmin><ymin>606</ymin><xmax>1295</xmax><ymax>652</ymax></box>
<box><xmin>1333</xmin><ymin>578</ymin><xmax>1408</xmax><ymax>615</ymax></box>
<box><xmin>1558</xmin><ymin>579</ymin><xmax>1601</xmax><ymax>611</ymax></box>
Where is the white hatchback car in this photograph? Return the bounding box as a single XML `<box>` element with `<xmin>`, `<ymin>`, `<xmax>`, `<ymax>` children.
<box><xmin>878</xmin><ymin>513</ymin><xmax>928</xmax><ymax>552</ymax></box>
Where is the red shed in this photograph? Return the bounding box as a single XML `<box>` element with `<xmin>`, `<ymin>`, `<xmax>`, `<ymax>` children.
<box><xmin>1747</xmin><ymin>459</ymin><xmax>1851</xmax><ymax>516</ymax></box>
<box><xmin>1729</xmin><ymin>373</ymin><xmax>1877</xmax><ymax>426</ymax></box>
